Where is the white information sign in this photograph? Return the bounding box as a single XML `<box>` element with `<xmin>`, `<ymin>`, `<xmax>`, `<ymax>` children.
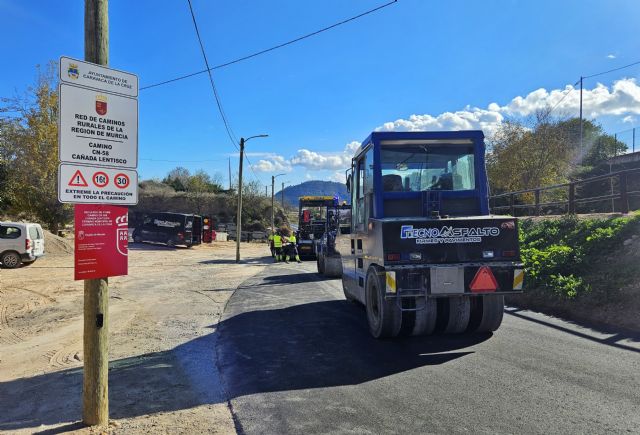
<box><xmin>58</xmin><ymin>163</ymin><xmax>138</xmax><ymax>205</ymax></box>
<box><xmin>60</xmin><ymin>56</ymin><xmax>138</xmax><ymax>97</ymax></box>
<box><xmin>59</xmin><ymin>83</ymin><xmax>138</xmax><ymax>169</ymax></box>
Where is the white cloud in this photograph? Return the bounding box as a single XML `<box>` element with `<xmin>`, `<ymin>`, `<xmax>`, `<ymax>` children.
<box><xmin>344</xmin><ymin>140</ymin><xmax>361</xmax><ymax>154</ymax></box>
<box><xmin>252</xmin><ymin>155</ymin><xmax>291</xmax><ymax>173</ymax></box>
<box><xmin>607</xmin><ymin>54</ymin><xmax>616</xmax><ymax>59</ymax></box>
<box><xmin>378</xmin><ymin>78</ymin><xmax>640</xmax><ymax>138</ymax></box>
<box><xmin>378</xmin><ymin>109</ymin><xmax>505</xmax><ymax>137</ymax></box>
<box><xmin>253</xmin><ymin>79</ymin><xmax>640</xmax><ymax>176</ymax></box>
<box><xmin>330</xmin><ymin>170</ymin><xmax>346</xmax><ymax>182</ymax></box>
<box><xmin>623</xmin><ymin>115</ymin><xmax>636</xmax><ymax>124</ymax></box>
<box><xmin>251</xmin><ymin>140</ymin><xmax>358</xmax><ymax>173</ymax></box>
<box><xmin>290</xmin><ymin>149</ymin><xmax>351</xmax><ymax>170</ymax></box>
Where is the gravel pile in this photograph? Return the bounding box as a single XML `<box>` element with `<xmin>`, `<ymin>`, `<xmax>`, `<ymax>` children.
<box><xmin>44</xmin><ymin>230</ymin><xmax>74</xmax><ymax>256</ymax></box>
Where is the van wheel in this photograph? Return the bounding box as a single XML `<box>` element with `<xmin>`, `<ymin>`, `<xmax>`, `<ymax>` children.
<box><xmin>1</xmin><ymin>252</ymin><xmax>21</xmax><ymax>269</ymax></box>
<box><xmin>365</xmin><ymin>267</ymin><xmax>401</xmax><ymax>338</ymax></box>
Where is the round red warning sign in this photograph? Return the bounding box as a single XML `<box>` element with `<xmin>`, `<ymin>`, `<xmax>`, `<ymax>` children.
<box><xmin>93</xmin><ymin>171</ymin><xmax>109</xmax><ymax>188</ymax></box>
<box><xmin>114</xmin><ymin>173</ymin><xmax>130</xmax><ymax>189</ymax></box>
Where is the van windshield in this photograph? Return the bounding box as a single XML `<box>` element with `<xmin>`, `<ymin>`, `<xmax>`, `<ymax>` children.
<box><xmin>380</xmin><ymin>145</ymin><xmax>475</xmax><ymax>192</ymax></box>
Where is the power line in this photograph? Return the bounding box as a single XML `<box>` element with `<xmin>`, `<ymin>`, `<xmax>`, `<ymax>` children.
<box><xmin>583</xmin><ymin>59</ymin><xmax>640</xmax><ymax>80</ymax></box>
<box><xmin>244</xmin><ymin>154</ymin><xmax>262</xmax><ymax>181</ymax></box>
<box><xmin>546</xmin><ymin>57</ymin><xmax>640</xmax><ymax>118</ymax></box>
<box><xmin>141</xmin><ymin>158</ymin><xmax>227</xmax><ymax>163</ymax></box>
<box><xmin>546</xmin><ymin>79</ymin><xmax>581</xmax><ymax>116</ymax></box>
<box><xmin>213</xmin><ymin>0</ymin><xmax>398</xmax><ymax>70</ymax></box>
<box><xmin>140</xmin><ymin>0</ymin><xmax>398</xmax><ymax>91</ymax></box>
<box><xmin>186</xmin><ymin>0</ymin><xmax>239</xmax><ymax>148</ymax></box>
<box><xmin>186</xmin><ymin>0</ymin><xmax>264</xmax><ymax>186</ymax></box>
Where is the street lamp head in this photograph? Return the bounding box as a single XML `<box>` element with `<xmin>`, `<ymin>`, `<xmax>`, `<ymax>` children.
<box><xmin>245</xmin><ymin>134</ymin><xmax>269</xmax><ymax>142</ymax></box>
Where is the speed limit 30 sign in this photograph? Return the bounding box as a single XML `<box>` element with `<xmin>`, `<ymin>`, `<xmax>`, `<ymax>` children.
<box><xmin>58</xmin><ymin>163</ymin><xmax>138</xmax><ymax>205</ymax></box>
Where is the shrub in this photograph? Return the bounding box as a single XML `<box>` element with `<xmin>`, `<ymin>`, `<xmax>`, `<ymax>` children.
<box><xmin>520</xmin><ymin>212</ymin><xmax>639</xmax><ymax>300</ymax></box>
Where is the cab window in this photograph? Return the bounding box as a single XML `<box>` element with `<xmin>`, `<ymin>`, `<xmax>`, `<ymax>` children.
<box><xmin>0</xmin><ymin>226</ymin><xmax>21</xmax><ymax>239</ymax></box>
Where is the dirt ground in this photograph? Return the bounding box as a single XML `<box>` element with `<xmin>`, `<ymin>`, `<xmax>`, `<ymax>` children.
<box><xmin>0</xmin><ymin>239</ymin><xmax>271</xmax><ymax>434</ymax></box>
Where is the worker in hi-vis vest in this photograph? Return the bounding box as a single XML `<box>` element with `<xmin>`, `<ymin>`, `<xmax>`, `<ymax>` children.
<box><xmin>285</xmin><ymin>232</ymin><xmax>301</xmax><ymax>263</ymax></box>
<box><xmin>268</xmin><ymin>230</ymin><xmax>275</xmax><ymax>257</ymax></box>
<box><xmin>272</xmin><ymin>231</ymin><xmax>283</xmax><ymax>262</ymax></box>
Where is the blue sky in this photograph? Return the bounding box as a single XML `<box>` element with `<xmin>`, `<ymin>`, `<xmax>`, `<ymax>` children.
<box><xmin>2</xmin><ymin>0</ymin><xmax>640</xmax><ymax>189</ymax></box>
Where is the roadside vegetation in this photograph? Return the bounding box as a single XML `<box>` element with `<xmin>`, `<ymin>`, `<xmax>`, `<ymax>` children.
<box><xmin>511</xmin><ymin>212</ymin><xmax>640</xmax><ymax>330</ymax></box>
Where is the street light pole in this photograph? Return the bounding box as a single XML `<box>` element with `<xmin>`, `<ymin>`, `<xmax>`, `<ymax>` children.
<box><xmin>271</xmin><ymin>173</ymin><xmax>285</xmax><ymax>235</ymax></box>
<box><xmin>236</xmin><ymin>134</ymin><xmax>268</xmax><ymax>263</ymax></box>
<box><xmin>281</xmin><ymin>181</ymin><xmax>285</xmax><ymax>209</ymax></box>
<box><xmin>235</xmin><ymin>138</ymin><xmax>245</xmax><ymax>263</ymax></box>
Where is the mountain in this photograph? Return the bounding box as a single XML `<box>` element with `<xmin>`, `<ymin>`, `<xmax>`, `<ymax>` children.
<box><xmin>276</xmin><ymin>180</ymin><xmax>349</xmax><ymax>206</ymax></box>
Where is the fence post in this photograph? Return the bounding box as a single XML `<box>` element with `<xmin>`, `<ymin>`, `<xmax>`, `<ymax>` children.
<box><xmin>568</xmin><ymin>183</ymin><xmax>576</xmax><ymax>214</ymax></box>
<box><xmin>620</xmin><ymin>172</ymin><xmax>629</xmax><ymax>214</ymax></box>
<box><xmin>534</xmin><ymin>189</ymin><xmax>541</xmax><ymax>216</ymax></box>
<box><xmin>509</xmin><ymin>193</ymin><xmax>515</xmax><ymax>216</ymax></box>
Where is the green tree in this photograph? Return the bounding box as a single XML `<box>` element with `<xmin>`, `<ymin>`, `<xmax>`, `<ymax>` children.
<box><xmin>163</xmin><ymin>166</ymin><xmax>191</xmax><ymax>191</ymax></box>
<box><xmin>0</xmin><ymin>62</ymin><xmax>71</xmax><ymax>231</ymax></box>
<box><xmin>487</xmin><ymin>111</ymin><xmax>573</xmax><ymax>193</ymax></box>
<box><xmin>487</xmin><ymin>113</ymin><xmax>628</xmax><ymax>194</ymax></box>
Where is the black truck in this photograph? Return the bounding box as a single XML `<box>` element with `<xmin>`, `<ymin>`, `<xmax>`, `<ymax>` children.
<box><xmin>132</xmin><ymin>212</ymin><xmax>195</xmax><ymax>247</ymax></box>
<box><xmin>329</xmin><ymin>130</ymin><xmax>524</xmax><ymax>338</ymax></box>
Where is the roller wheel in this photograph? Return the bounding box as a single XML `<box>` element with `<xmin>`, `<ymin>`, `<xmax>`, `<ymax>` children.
<box><xmin>342</xmin><ymin>276</ymin><xmax>358</xmax><ymax>303</ymax></box>
<box><xmin>443</xmin><ymin>296</ymin><xmax>471</xmax><ymax>334</ymax></box>
<box><xmin>324</xmin><ymin>256</ymin><xmax>343</xmax><ymax>278</ymax></box>
<box><xmin>317</xmin><ymin>253</ymin><xmax>325</xmax><ymax>275</ymax></box>
<box><xmin>365</xmin><ymin>267</ymin><xmax>401</xmax><ymax>338</ymax></box>
<box><xmin>399</xmin><ymin>297</ymin><xmax>437</xmax><ymax>336</ymax></box>
<box><xmin>467</xmin><ymin>295</ymin><xmax>504</xmax><ymax>333</ymax></box>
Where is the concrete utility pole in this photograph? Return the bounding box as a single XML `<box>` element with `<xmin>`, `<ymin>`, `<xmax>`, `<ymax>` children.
<box><xmin>236</xmin><ymin>134</ymin><xmax>268</xmax><ymax>262</ymax></box>
<box><xmin>83</xmin><ymin>0</ymin><xmax>109</xmax><ymax>426</ymax></box>
<box><xmin>228</xmin><ymin>157</ymin><xmax>231</xmax><ymax>190</ymax></box>
<box><xmin>236</xmin><ymin>138</ymin><xmax>245</xmax><ymax>263</ymax></box>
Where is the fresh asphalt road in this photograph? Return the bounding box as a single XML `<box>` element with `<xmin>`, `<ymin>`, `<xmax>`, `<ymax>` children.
<box><xmin>217</xmin><ymin>261</ymin><xmax>640</xmax><ymax>434</ymax></box>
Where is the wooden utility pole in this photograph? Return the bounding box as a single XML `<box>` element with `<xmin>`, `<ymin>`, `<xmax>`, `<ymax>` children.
<box><xmin>271</xmin><ymin>175</ymin><xmax>275</xmax><ymax>233</ymax></box>
<box><xmin>83</xmin><ymin>0</ymin><xmax>109</xmax><ymax>426</ymax></box>
<box><xmin>236</xmin><ymin>138</ymin><xmax>244</xmax><ymax>262</ymax></box>
<box><xmin>579</xmin><ymin>76</ymin><xmax>583</xmax><ymax>156</ymax></box>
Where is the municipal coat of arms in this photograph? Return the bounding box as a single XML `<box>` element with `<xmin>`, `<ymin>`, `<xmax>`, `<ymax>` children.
<box><xmin>95</xmin><ymin>94</ymin><xmax>107</xmax><ymax>116</ymax></box>
<box><xmin>67</xmin><ymin>63</ymin><xmax>79</xmax><ymax>79</ymax></box>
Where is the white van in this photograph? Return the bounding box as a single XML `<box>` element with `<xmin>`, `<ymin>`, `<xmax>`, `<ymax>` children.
<box><xmin>0</xmin><ymin>222</ymin><xmax>45</xmax><ymax>268</ymax></box>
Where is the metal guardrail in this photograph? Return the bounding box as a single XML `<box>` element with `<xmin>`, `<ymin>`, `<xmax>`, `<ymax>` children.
<box><xmin>490</xmin><ymin>168</ymin><xmax>640</xmax><ymax>216</ymax></box>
